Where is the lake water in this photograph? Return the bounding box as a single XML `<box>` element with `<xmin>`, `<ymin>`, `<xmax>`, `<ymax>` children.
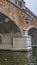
<box><xmin>0</xmin><ymin>47</ymin><xmax>37</xmax><ymax>65</ymax></box>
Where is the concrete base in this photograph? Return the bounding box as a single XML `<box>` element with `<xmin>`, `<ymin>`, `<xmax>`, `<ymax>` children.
<box><xmin>0</xmin><ymin>34</ymin><xmax>32</xmax><ymax>51</ymax></box>
<box><xmin>26</xmin><ymin>47</ymin><xmax>32</xmax><ymax>51</ymax></box>
<box><xmin>13</xmin><ymin>35</ymin><xmax>32</xmax><ymax>51</ymax></box>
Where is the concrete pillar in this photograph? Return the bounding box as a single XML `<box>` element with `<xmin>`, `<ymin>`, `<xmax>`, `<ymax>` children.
<box><xmin>26</xmin><ymin>35</ymin><xmax>32</xmax><ymax>50</ymax></box>
<box><xmin>22</xmin><ymin>30</ymin><xmax>32</xmax><ymax>50</ymax></box>
<box><xmin>24</xmin><ymin>30</ymin><xmax>28</xmax><ymax>36</ymax></box>
<box><xmin>22</xmin><ymin>30</ymin><xmax>28</xmax><ymax>36</ymax></box>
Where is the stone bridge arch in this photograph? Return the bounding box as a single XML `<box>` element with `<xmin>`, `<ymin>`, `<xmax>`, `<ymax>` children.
<box><xmin>0</xmin><ymin>12</ymin><xmax>22</xmax><ymax>35</ymax></box>
<box><xmin>0</xmin><ymin>0</ymin><xmax>37</xmax><ymax>50</ymax></box>
<box><xmin>25</xmin><ymin>26</ymin><xmax>37</xmax><ymax>47</ymax></box>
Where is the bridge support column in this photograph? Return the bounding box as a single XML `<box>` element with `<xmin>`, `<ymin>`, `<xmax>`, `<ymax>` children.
<box><xmin>22</xmin><ymin>30</ymin><xmax>32</xmax><ymax>50</ymax></box>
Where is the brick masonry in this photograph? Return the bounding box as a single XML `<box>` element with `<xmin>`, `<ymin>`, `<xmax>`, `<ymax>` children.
<box><xmin>0</xmin><ymin>0</ymin><xmax>37</xmax><ymax>30</ymax></box>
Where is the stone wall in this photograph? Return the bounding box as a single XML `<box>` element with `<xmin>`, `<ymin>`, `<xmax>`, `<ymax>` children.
<box><xmin>13</xmin><ymin>35</ymin><xmax>32</xmax><ymax>50</ymax></box>
<box><xmin>0</xmin><ymin>34</ymin><xmax>32</xmax><ymax>50</ymax></box>
<box><xmin>0</xmin><ymin>34</ymin><xmax>12</xmax><ymax>50</ymax></box>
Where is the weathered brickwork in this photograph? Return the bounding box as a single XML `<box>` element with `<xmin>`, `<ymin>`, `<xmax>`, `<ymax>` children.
<box><xmin>0</xmin><ymin>0</ymin><xmax>37</xmax><ymax>30</ymax></box>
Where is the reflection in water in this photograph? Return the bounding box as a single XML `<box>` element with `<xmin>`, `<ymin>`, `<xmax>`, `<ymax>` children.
<box><xmin>0</xmin><ymin>47</ymin><xmax>37</xmax><ymax>65</ymax></box>
<box><xmin>26</xmin><ymin>47</ymin><xmax>37</xmax><ymax>65</ymax></box>
<box><xmin>26</xmin><ymin>51</ymin><xmax>32</xmax><ymax>62</ymax></box>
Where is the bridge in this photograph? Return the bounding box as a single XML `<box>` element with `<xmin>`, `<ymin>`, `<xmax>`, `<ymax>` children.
<box><xmin>0</xmin><ymin>0</ymin><xmax>37</xmax><ymax>51</ymax></box>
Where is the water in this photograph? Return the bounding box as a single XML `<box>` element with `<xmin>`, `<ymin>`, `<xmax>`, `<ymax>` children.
<box><xmin>0</xmin><ymin>47</ymin><xmax>37</xmax><ymax>65</ymax></box>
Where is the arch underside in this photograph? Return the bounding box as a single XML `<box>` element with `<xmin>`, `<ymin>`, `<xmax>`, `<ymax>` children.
<box><xmin>0</xmin><ymin>12</ymin><xmax>21</xmax><ymax>34</ymax></box>
<box><xmin>28</xmin><ymin>27</ymin><xmax>37</xmax><ymax>46</ymax></box>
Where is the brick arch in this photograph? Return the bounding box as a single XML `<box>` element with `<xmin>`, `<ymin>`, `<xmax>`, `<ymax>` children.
<box><xmin>27</xmin><ymin>26</ymin><xmax>37</xmax><ymax>31</ymax></box>
<box><xmin>27</xmin><ymin>26</ymin><xmax>37</xmax><ymax>46</ymax></box>
<box><xmin>24</xmin><ymin>26</ymin><xmax>37</xmax><ymax>36</ymax></box>
<box><xmin>0</xmin><ymin>12</ymin><xmax>22</xmax><ymax>34</ymax></box>
<box><xmin>0</xmin><ymin>0</ymin><xmax>23</xmax><ymax>34</ymax></box>
<box><xmin>28</xmin><ymin>26</ymin><xmax>37</xmax><ymax>35</ymax></box>
<box><xmin>25</xmin><ymin>25</ymin><xmax>37</xmax><ymax>32</ymax></box>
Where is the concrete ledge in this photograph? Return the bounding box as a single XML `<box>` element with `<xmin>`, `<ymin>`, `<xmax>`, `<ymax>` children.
<box><xmin>0</xmin><ymin>47</ymin><xmax>32</xmax><ymax>52</ymax></box>
<box><xmin>26</xmin><ymin>47</ymin><xmax>32</xmax><ymax>51</ymax></box>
